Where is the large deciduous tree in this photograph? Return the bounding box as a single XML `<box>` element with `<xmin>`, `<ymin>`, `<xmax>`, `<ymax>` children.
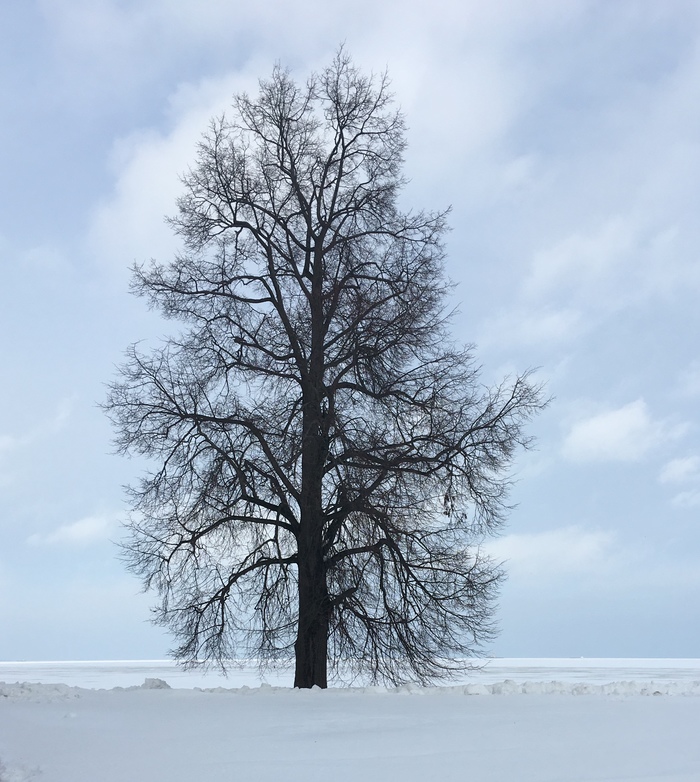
<box><xmin>105</xmin><ymin>52</ymin><xmax>544</xmax><ymax>688</ymax></box>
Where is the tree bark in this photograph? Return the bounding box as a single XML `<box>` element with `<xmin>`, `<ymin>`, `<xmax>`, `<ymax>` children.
<box><xmin>294</xmin><ymin>397</ymin><xmax>330</xmax><ymax>688</ymax></box>
<box><xmin>294</xmin><ymin>242</ymin><xmax>330</xmax><ymax>688</ymax></box>
<box><xmin>293</xmin><ymin>523</ymin><xmax>330</xmax><ymax>688</ymax></box>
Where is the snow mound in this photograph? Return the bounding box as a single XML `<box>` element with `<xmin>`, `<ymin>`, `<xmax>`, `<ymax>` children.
<box><xmin>0</xmin><ymin>681</ymin><xmax>83</xmax><ymax>702</ymax></box>
<box><xmin>197</xmin><ymin>680</ymin><xmax>700</xmax><ymax>697</ymax></box>
<box><xmin>466</xmin><ymin>680</ymin><xmax>700</xmax><ymax>696</ymax></box>
<box><xmin>0</xmin><ymin>756</ymin><xmax>39</xmax><ymax>782</ymax></box>
<box><xmin>140</xmin><ymin>678</ymin><xmax>171</xmax><ymax>689</ymax></box>
<box><xmin>3</xmin><ymin>679</ymin><xmax>700</xmax><ymax>701</ymax></box>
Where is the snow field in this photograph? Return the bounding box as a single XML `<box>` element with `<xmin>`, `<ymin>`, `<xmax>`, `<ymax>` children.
<box><xmin>1</xmin><ymin>661</ymin><xmax>700</xmax><ymax>781</ymax></box>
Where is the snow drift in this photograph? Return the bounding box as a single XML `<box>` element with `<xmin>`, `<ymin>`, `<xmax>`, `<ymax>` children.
<box><xmin>1</xmin><ymin>660</ymin><xmax>700</xmax><ymax>782</ymax></box>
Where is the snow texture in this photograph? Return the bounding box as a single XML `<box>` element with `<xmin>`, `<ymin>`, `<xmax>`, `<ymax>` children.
<box><xmin>1</xmin><ymin>660</ymin><xmax>699</xmax><ymax>781</ymax></box>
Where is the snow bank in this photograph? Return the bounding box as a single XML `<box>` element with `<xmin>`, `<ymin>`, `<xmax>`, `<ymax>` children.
<box><xmin>2</xmin><ymin>676</ymin><xmax>700</xmax><ymax>701</ymax></box>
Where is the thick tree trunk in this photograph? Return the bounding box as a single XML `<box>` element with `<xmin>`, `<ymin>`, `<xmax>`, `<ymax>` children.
<box><xmin>294</xmin><ymin>243</ymin><xmax>329</xmax><ymax>688</ymax></box>
<box><xmin>293</xmin><ymin>529</ymin><xmax>330</xmax><ymax>688</ymax></box>
<box><xmin>294</xmin><ymin>401</ymin><xmax>330</xmax><ymax>687</ymax></box>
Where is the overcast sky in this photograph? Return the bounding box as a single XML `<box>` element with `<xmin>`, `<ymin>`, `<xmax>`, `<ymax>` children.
<box><xmin>1</xmin><ymin>0</ymin><xmax>698</xmax><ymax>661</ymax></box>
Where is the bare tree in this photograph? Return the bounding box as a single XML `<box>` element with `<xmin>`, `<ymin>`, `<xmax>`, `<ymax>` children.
<box><xmin>105</xmin><ymin>51</ymin><xmax>544</xmax><ymax>689</ymax></box>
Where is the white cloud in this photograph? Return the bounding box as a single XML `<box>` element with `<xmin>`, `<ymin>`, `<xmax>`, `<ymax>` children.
<box><xmin>488</xmin><ymin>525</ymin><xmax>700</xmax><ymax>592</ymax></box>
<box><xmin>27</xmin><ymin>515</ymin><xmax>115</xmax><ymax>547</ymax></box>
<box><xmin>86</xmin><ymin>69</ymin><xmax>266</xmax><ymax>274</ymax></box>
<box><xmin>470</xmin><ymin>12</ymin><xmax>700</xmax><ymax>358</ymax></box>
<box><xmin>522</xmin><ymin>215</ymin><xmax>696</xmax><ymax>317</ymax></box>
<box><xmin>671</xmin><ymin>490</ymin><xmax>700</xmax><ymax>509</ymax></box>
<box><xmin>0</xmin><ymin>400</ymin><xmax>72</xmax><ymax>458</ymax></box>
<box><xmin>78</xmin><ymin>0</ymin><xmax>589</xmax><ymax>278</ymax></box>
<box><xmin>660</xmin><ymin>456</ymin><xmax>700</xmax><ymax>509</ymax></box>
<box><xmin>486</xmin><ymin>526</ymin><xmax>615</xmax><ymax>580</ymax></box>
<box><xmin>44</xmin><ymin>0</ymin><xmax>583</xmax><ymax>64</ymax></box>
<box><xmin>562</xmin><ymin>399</ymin><xmax>677</xmax><ymax>463</ymax></box>
<box><xmin>479</xmin><ymin>307</ymin><xmax>582</xmax><ymax>348</ymax></box>
<box><xmin>524</xmin><ymin>217</ymin><xmax>638</xmax><ymax>302</ymax></box>
<box><xmin>659</xmin><ymin>456</ymin><xmax>700</xmax><ymax>485</ymax></box>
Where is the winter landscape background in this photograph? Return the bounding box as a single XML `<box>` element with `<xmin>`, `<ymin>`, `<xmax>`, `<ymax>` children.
<box><xmin>2</xmin><ymin>2</ymin><xmax>700</xmax><ymax>779</ymax></box>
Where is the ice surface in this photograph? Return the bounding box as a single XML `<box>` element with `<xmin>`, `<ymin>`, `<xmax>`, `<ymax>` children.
<box><xmin>1</xmin><ymin>660</ymin><xmax>699</xmax><ymax>781</ymax></box>
<box><xmin>3</xmin><ymin>657</ymin><xmax>699</xmax><ymax>689</ymax></box>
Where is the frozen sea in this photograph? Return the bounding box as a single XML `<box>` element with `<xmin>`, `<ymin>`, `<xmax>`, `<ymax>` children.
<box><xmin>1</xmin><ymin>658</ymin><xmax>699</xmax><ymax>781</ymax></box>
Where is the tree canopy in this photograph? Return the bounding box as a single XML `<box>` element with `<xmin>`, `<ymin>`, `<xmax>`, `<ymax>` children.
<box><xmin>105</xmin><ymin>51</ymin><xmax>544</xmax><ymax>687</ymax></box>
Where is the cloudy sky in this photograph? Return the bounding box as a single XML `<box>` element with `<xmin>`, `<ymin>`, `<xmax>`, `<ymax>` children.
<box><xmin>1</xmin><ymin>0</ymin><xmax>698</xmax><ymax>661</ymax></box>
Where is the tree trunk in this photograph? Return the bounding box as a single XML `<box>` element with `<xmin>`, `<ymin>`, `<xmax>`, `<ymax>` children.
<box><xmin>294</xmin><ymin>402</ymin><xmax>330</xmax><ymax>688</ymax></box>
<box><xmin>294</xmin><ymin>242</ymin><xmax>329</xmax><ymax>688</ymax></box>
<box><xmin>293</xmin><ymin>529</ymin><xmax>330</xmax><ymax>688</ymax></box>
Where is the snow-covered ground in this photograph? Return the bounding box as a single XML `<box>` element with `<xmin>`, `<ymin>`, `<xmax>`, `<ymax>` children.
<box><xmin>1</xmin><ymin>659</ymin><xmax>699</xmax><ymax>781</ymax></box>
